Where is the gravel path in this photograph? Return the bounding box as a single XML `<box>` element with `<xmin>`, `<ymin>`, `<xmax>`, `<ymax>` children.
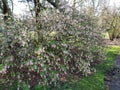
<box><xmin>105</xmin><ymin>55</ymin><xmax>120</xmax><ymax>90</ymax></box>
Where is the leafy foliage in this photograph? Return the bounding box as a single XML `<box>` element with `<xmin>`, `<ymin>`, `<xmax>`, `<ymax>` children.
<box><xmin>0</xmin><ymin>10</ymin><xmax>105</xmax><ymax>89</ymax></box>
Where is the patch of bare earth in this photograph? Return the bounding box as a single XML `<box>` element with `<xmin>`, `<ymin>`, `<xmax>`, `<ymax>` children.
<box><xmin>105</xmin><ymin>39</ymin><xmax>120</xmax><ymax>46</ymax></box>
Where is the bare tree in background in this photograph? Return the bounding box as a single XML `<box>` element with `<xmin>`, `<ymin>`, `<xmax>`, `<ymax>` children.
<box><xmin>0</xmin><ymin>0</ymin><xmax>12</xmax><ymax>22</ymax></box>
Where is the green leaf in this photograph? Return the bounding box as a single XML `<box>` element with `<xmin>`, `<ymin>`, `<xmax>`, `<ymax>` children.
<box><xmin>0</xmin><ymin>64</ymin><xmax>4</xmax><ymax>70</ymax></box>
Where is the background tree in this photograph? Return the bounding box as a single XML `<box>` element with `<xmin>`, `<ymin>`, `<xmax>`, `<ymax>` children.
<box><xmin>101</xmin><ymin>6</ymin><xmax>120</xmax><ymax>40</ymax></box>
<box><xmin>0</xmin><ymin>0</ymin><xmax>12</xmax><ymax>22</ymax></box>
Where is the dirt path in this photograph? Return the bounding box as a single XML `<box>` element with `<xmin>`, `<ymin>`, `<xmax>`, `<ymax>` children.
<box><xmin>105</xmin><ymin>55</ymin><xmax>120</xmax><ymax>90</ymax></box>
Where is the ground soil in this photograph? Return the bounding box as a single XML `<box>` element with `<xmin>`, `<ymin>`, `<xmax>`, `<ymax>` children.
<box><xmin>105</xmin><ymin>39</ymin><xmax>120</xmax><ymax>46</ymax></box>
<box><xmin>105</xmin><ymin>55</ymin><xmax>120</xmax><ymax>90</ymax></box>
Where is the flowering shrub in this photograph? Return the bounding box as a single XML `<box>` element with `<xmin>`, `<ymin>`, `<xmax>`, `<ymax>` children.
<box><xmin>0</xmin><ymin>10</ymin><xmax>105</xmax><ymax>89</ymax></box>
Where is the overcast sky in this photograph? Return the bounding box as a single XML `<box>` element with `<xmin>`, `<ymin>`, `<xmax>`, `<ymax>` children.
<box><xmin>109</xmin><ymin>0</ymin><xmax>120</xmax><ymax>7</ymax></box>
<box><xmin>13</xmin><ymin>0</ymin><xmax>120</xmax><ymax>15</ymax></box>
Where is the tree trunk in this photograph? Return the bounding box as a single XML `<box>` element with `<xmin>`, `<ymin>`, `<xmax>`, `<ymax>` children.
<box><xmin>33</xmin><ymin>0</ymin><xmax>44</xmax><ymax>46</ymax></box>
<box><xmin>47</xmin><ymin>0</ymin><xmax>73</xmax><ymax>14</ymax></box>
<box><xmin>1</xmin><ymin>0</ymin><xmax>12</xmax><ymax>22</ymax></box>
